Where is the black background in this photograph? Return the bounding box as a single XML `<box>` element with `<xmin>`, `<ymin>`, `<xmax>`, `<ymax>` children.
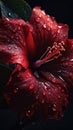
<box><xmin>0</xmin><ymin>0</ymin><xmax>73</xmax><ymax>130</ymax></box>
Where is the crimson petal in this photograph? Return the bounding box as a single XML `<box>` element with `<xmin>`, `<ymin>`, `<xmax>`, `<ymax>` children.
<box><xmin>58</xmin><ymin>39</ymin><xmax>73</xmax><ymax>95</ymax></box>
<box><xmin>3</xmin><ymin>64</ymin><xmax>68</xmax><ymax>120</ymax></box>
<box><xmin>0</xmin><ymin>6</ymin><xmax>73</xmax><ymax>122</ymax></box>
<box><xmin>29</xmin><ymin>7</ymin><xmax>69</xmax><ymax>50</ymax></box>
<box><xmin>0</xmin><ymin>18</ymin><xmax>32</xmax><ymax>69</ymax></box>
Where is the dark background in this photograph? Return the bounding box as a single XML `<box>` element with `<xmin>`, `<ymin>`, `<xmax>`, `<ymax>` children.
<box><xmin>0</xmin><ymin>0</ymin><xmax>73</xmax><ymax>130</ymax></box>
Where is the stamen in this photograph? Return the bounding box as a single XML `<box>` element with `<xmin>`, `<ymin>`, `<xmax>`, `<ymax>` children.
<box><xmin>34</xmin><ymin>41</ymin><xmax>65</xmax><ymax>67</ymax></box>
<box><xmin>39</xmin><ymin>47</ymin><xmax>51</xmax><ymax>60</ymax></box>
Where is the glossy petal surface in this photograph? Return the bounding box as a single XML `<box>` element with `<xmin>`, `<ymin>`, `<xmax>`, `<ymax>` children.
<box><xmin>0</xmin><ymin>7</ymin><xmax>73</xmax><ymax>121</ymax></box>
<box><xmin>0</xmin><ymin>18</ymin><xmax>29</xmax><ymax>68</ymax></box>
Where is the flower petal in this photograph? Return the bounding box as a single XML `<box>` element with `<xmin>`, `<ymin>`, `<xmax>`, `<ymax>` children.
<box><xmin>3</xmin><ymin>64</ymin><xmax>68</xmax><ymax>120</ymax></box>
<box><xmin>29</xmin><ymin>7</ymin><xmax>69</xmax><ymax>50</ymax></box>
<box><xmin>0</xmin><ymin>18</ymin><xmax>32</xmax><ymax>68</ymax></box>
<box><xmin>58</xmin><ymin>39</ymin><xmax>73</xmax><ymax>95</ymax></box>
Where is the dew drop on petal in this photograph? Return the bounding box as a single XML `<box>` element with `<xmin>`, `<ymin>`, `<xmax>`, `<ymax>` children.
<box><xmin>43</xmin><ymin>91</ymin><xmax>46</xmax><ymax>96</ymax></box>
<box><xmin>29</xmin><ymin>84</ymin><xmax>34</xmax><ymax>90</ymax></box>
<box><xmin>13</xmin><ymin>87</ymin><xmax>18</xmax><ymax>94</ymax></box>
<box><xmin>43</xmin><ymin>24</ymin><xmax>46</xmax><ymax>28</ymax></box>
<box><xmin>59</xmin><ymin>76</ymin><xmax>64</xmax><ymax>82</ymax></box>
<box><xmin>8</xmin><ymin>45</ymin><xmax>12</xmax><ymax>50</ymax></box>
<box><xmin>58</xmin><ymin>26</ymin><xmax>62</xmax><ymax>29</ymax></box>
<box><xmin>18</xmin><ymin>26</ymin><xmax>21</xmax><ymax>31</ymax></box>
<box><xmin>36</xmin><ymin>18</ymin><xmax>40</xmax><ymax>22</ymax></box>
<box><xmin>53</xmin><ymin>104</ymin><xmax>56</xmax><ymax>107</ymax></box>
<box><xmin>39</xmin><ymin>14</ymin><xmax>42</xmax><ymax>18</ymax></box>
<box><xmin>52</xmin><ymin>78</ymin><xmax>56</xmax><ymax>83</ymax></box>
<box><xmin>70</xmin><ymin>59</ymin><xmax>73</xmax><ymax>61</ymax></box>
<box><xmin>26</xmin><ymin>110</ymin><xmax>31</xmax><ymax>117</ymax></box>
<box><xmin>52</xmin><ymin>107</ymin><xmax>56</xmax><ymax>112</ymax></box>
<box><xmin>52</xmin><ymin>104</ymin><xmax>57</xmax><ymax>111</ymax></box>
<box><xmin>7</xmin><ymin>39</ymin><xmax>10</xmax><ymax>42</ymax></box>
<box><xmin>41</xmin><ymin>10</ymin><xmax>45</xmax><ymax>15</ymax></box>
<box><xmin>6</xmin><ymin>18</ymin><xmax>9</xmax><ymax>21</ymax></box>
<box><xmin>58</xmin><ymin>30</ymin><xmax>60</xmax><ymax>33</ymax></box>
<box><xmin>26</xmin><ymin>109</ymin><xmax>33</xmax><ymax>118</ymax></box>
<box><xmin>14</xmin><ymin>45</ymin><xmax>17</xmax><ymax>50</ymax></box>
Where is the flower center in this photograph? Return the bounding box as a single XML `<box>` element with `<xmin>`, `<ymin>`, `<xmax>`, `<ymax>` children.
<box><xmin>33</xmin><ymin>41</ymin><xmax>65</xmax><ymax>68</ymax></box>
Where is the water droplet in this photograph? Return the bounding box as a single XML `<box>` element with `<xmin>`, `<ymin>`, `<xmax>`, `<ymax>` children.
<box><xmin>47</xmin><ymin>15</ymin><xmax>50</xmax><ymax>18</ymax></box>
<box><xmin>41</xmin><ymin>11</ymin><xmax>45</xmax><ymax>15</ymax></box>
<box><xmin>59</xmin><ymin>76</ymin><xmax>64</xmax><ymax>82</ymax></box>
<box><xmin>43</xmin><ymin>24</ymin><xmax>46</xmax><ymax>28</ymax></box>
<box><xmin>26</xmin><ymin>110</ymin><xmax>31</xmax><ymax>117</ymax></box>
<box><xmin>39</xmin><ymin>14</ymin><xmax>42</xmax><ymax>18</ymax></box>
<box><xmin>52</xmin><ymin>78</ymin><xmax>56</xmax><ymax>83</ymax></box>
<box><xmin>53</xmin><ymin>104</ymin><xmax>56</xmax><ymax>107</ymax></box>
<box><xmin>70</xmin><ymin>59</ymin><xmax>73</xmax><ymax>61</ymax></box>
<box><xmin>8</xmin><ymin>12</ymin><xmax>11</xmax><ymax>16</ymax></box>
<box><xmin>36</xmin><ymin>18</ymin><xmax>40</xmax><ymax>22</ymax></box>
<box><xmin>43</xmin><ymin>91</ymin><xmax>46</xmax><ymax>96</ymax></box>
<box><xmin>8</xmin><ymin>45</ymin><xmax>12</xmax><ymax>50</ymax></box>
<box><xmin>14</xmin><ymin>45</ymin><xmax>17</xmax><ymax>49</ymax></box>
<box><xmin>6</xmin><ymin>18</ymin><xmax>9</xmax><ymax>21</ymax></box>
<box><xmin>44</xmin><ymin>85</ymin><xmax>47</xmax><ymax>90</ymax></box>
<box><xmin>26</xmin><ymin>109</ymin><xmax>34</xmax><ymax>118</ymax></box>
<box><xmin>58</xmin><ymin>30</ymin><xmax>60</xmax><ymax>33</ymax></box>
<box><xmin>13</xmin><ymin>87</ymin><xmax>18</xmax><ymax>94</ymax></box>
<box><xmin>45</xmin><ymin>82</ymin><xmax>50</xmax><ymax>88</ymax></box>
<box><xmin>29</xmin><ymin>84</ymin><xmax>34</xmax><ymax>90</ymax></box>
<box><xmin>47</xmin><ymin>18</ymin><xmax>50</xmax><ymax>21</ymax></box>
<box><xmin>18</xmin><ymin>26</ymin><xmax>21</xmax><ymax>31</ymax></box>
<box><xmin>58</xmin><ymin>26</ymin><xmax>62</xmax><ymax>29</ymax></box>
<box><xmin>7</xmin><ymin>39</ymin><xmax>10</xmax><ymax>42</ymax></box>
<box><xmin>52</xmin><ymin>104</ymin><xmax>57</xmax><ymax>111</ymax></box>
<box><xmin>52</xmin><ymin>107</ymin><xmax>56</xmax><ymax>111</ymax></box>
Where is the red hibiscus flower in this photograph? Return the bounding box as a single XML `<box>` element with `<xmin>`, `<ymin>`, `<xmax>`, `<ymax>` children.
<box><xmin>0</xmin><ymin>7</ymin><xmax>73</xmax><ymax>121</ymax></box>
